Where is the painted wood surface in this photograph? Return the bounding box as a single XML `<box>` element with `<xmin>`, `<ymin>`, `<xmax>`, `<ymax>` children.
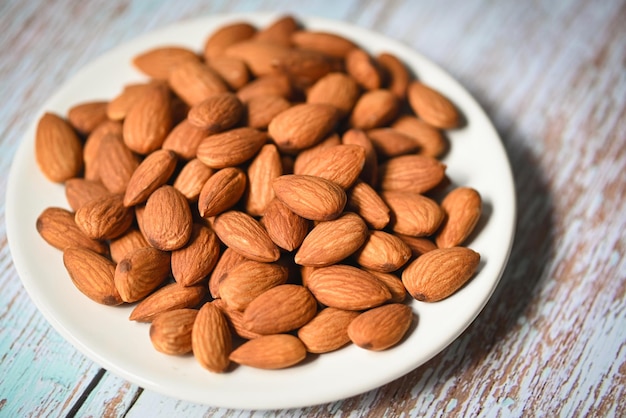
<box><xmin>1</xmin><ymin>0</ymin><xmax>625</xmax><ymax>416</ymax></box>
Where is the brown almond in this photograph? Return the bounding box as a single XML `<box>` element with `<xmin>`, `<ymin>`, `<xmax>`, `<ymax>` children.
<box><xmin>97</xmin><ymin>132</ymin><xmax>140</xmax><ymax>194</ymax></box>
<box><xmin>297</xmin><ymin>307</ymin><xmax>360</xmax><ymax>353</ymax></box>
<box><xmin>208</xmin><ymin>247</ymin><xmax>248</xmax><ymax>298</ymax></box>
<box><xmin>348</xmin><ymin>303</ymin><xmax>413</xmax><ymax>351</ymax></box>
<box><xmin>65</xmin><ymin>178</ymin><xmax>111</xmax><ymax>211</ymax></box>
<box><xmin>187</xmin><ymin>92</ymin><xmax>244</xmax><ymax>132</ymax></box>
<box><xmin>242</xmin><ymin>284</ymin><xmax>317</xmax><ymax>334</ymax></box>
<box><xmin>272</xmin><ymin>174</ymin><xmax>346</xmax><ymax>221</ymax></box>
<box><xmin>345</xmin><ymin>48</ymin><xmax>382</xmax><ymax>91</ymax></box>
<box><xmin>367</xmin><ymin>270</ymin><xmax>407</xmax><ymax>303</ymax></box>
<box><xmin>391</xmin><ymin>115</ymin><xmax>448</xmax><ymax>158</ymax></box>
<box><xmin>349</xmin><ymin>89</ymin><xmax>399</xmax><ymax>130</ymax></box>
<box><xmin>306</xmin><ymin>265</ymin><xmax>391</xmax><ymax>310</ymax></box>
<box><xmin>402</xmin><ymin>247</ymin><xmax>480</xmax><ymax>302</ymax></box>
<box><xmin>382</xmin><ymin>191</ymin><xmax>444</xmax><ymax>237</ymax></box>
<box><xmin>63</xmin><ymin>247</ymin><xmax>122</xmax><ymax>305</ymax></box>
<box><xmin>274</xmin><ymin>48</ymin><xmax>340</xmax><ymax>88</ymax></box>
<box><xmin>353</xmin><ymin>230</ymin><xmax>412</xmax><ymax>272</ymax></box>
<box><xmin>245</xmin><ymin>144</ymin><xmax>283</xmax><ymax>216</ymax></box>
<box><xmin>67</xmin><ymin>101</ymin><xmax>109</xmax><ymax>135</ymax></box>
<box><xmin>219</xmin><ymin>260</ymin><xmax>288</xmax><ymax>311</ymax></box>
<box><xmin>213</xmin><ymin>298</ymin><xmax>263</xmax><ymax>340</ymax></box>
<box><xmin>346</xmin><ymin>180</ymin><xmax>390</xmax><ymax>230</ymax></box>
<box><xmin>366</xmin><ymin>128</ymin><xmax>420</xmax><ymax>158</ymax></box>
<box><xmin>142</xmin><ymin>185</ymin><xmax>193</xmax><ymax>251</ymax></box>
<box><xmin>292</xmin><ymin>133</ymin><xmax>341</xmax><ymax>175</ymax></box>
<box><xmin>36</xmin><ymin>207</ymin><xmax>108</xmax><ymax>254</ymax></box>
<box><xmin>162</xmin><ymin>119</ymin><xmax>209</xmax><ymax>160</ymax></box>
<box><xmin>295</xmin><ymin>212</ymin><xmax>368</xmax><ymax>267</ymax></box>
<box><xmin>133</xmin><ymin>46</ymin><xmax>200</xmax><ymax>80</ymax></box>
<box><xmin>268</xmin><ymin>103</ymin><xmax>338</xmax><ymax>153</ymax></box>
<box><xmin>150</xmin><ymin>308</ymin><xmax>199</xmax><ymax>355</ymax></box>
<box><xmin>109</xmin><ymin>228</ymin><xmax>150</xmax><ymax>263</ymax></box>
<box><xmin>168</xmin><ymin>60</ymin><xmax>229</xmax><ymax>106</ymax></box>
<box><xmin>106</xmin><ymin>82</ymin><xmax>156</xmax><ymax>121</ymax></box>
<box><xmin>229</xmin><ymin>334</ymin><xmax>306</xmax><ymax>370</ymax></box>
<box><xmin>196</xmin><ymin>127</ymin><xmax>267</xmax><ymax>169</ymax></box>
<box><xmin>123</xmin><ymin>149</ymin><xmax>178</xmax><ymax>206</ymax></box>
<box><xmin>394</xmin><ymin>234</ymin><xmax>438</xmax><ymax>258</ymax></box>
<box><xmin>130</xmin><ymin>282</ymin><xmax>207</xmax><ymax>322</ymax></box>
<box><xmin>114</xmin><ymin>247</ymin><xmax>171</xmax><ymax>303</ymax></box>
<box><xmin>197</xmin><ymin>167</ymin><xmax>247</xmax><ymax>217</ymax></box>
<box><xmin>341</xmin><ymin>128</ymin><xmax>378</xmax><ymax>187</ymax></box>
<box><xmin>208</xmin><ymin>56</ymin><xmax>250</xmax><ymax>90</ymax></box>
<box><xmin>407</xmin><ymin>81</ymin><xmax>460</xmax><ymax>129</ymax></box>
<box><xmin>377</xmin><ymin>52</ymin><xmax>410</xmax><ymax>99</ymax></box>
<box><xmin>204</xmin><ymin>21</ymin><xmax>257</xmax><ymax>60</ymax></box>
<box><xmin>254</xmin><ymin>15</ymin><xmax>299</xmax><ymax>45</ymax></box>
<box><xmin>173</xmin><ymin>158</ymin><xmax>214</xmax><ymax>201</ymax></box>
<box><xmin>192</xmin><ymin>302</ymin><xmax>232</xmax><ymax>373</ymax></box>
<box><xmin>296</xmin><ymin>144</ymin><xmax>366</xmax><ymax>189</ymax></box>
<box><xmin>225</xmin><ymin>40</ymin><xmax>292</xmax><ymax>77</ymax></box>
<box><xmin>236</xmin><ymin>74</ymin><xmax>293</xmax><ymax>103</ymax></box>
<box><xmin>35</xmin><ymin>112</ymin><xmax>83</xmax><ymax>183</ymax></box>
<box><xmin>261</xmin><ymin>197</ymin><xmax>310</xmax><ymax>252</ymax></box>
<box><xmin>378</xmin><ymin>154</ymin><xmax>447</xmax><ymax>194</ymax></box>
<box><xmin>75</xmin><ymin>193</ymin><xmax>134</xmax><ymax>240</ymax></box>
<box><xmin>122</xmin><ymin>84</ymin><xmax>172</xmax><ymax>155</ymax></box>
<box><xmin>171</xmin><ymin>223</ymin><xmax>221</xmax><ymax>287</ymax></box>
<box><xmin>244</xmin><ymin>94</ymin><xmax>291</xmax><ymax>129</ymax></box>
<box><xmin>83</xmin><ymin>120</ymin><xmax>123</xmax><ymax>181</ymax></box>
<box><xmin>213</xmin><ymin>210</ymin><xmax>280</xmax><ymax>262</ymax></box>
<box><xmin>291</xmin><ymin>30</ymin><xmax>357</xmax><ymax>58</ymax></box>
<box><xmin>306</xmin><ymin>72</ymin><xmax>360</xmax><ymax>118</ymax></box>
<box><xmin>436</xmin><ymin>187</ymin><xmax>482</xmax><ymax>248</ymax></box>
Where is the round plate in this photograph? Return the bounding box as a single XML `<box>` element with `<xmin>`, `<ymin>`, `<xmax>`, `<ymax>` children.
<box><xmin>6</xmin><ymin>12</ymin><xmax>516</xmax><ymax>410</ymax></box>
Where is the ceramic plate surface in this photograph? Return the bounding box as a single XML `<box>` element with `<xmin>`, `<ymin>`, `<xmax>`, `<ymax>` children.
<box><xmin>6</xmin><ymin>12</ymin><xmax>516</xmax><ymax>410</ymax></box>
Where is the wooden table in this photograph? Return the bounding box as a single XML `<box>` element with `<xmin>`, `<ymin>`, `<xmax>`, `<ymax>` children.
<box><xmin>1</xmin><ymin>0</ymin><xmax>624</xmax><ymax>416</ymax></box>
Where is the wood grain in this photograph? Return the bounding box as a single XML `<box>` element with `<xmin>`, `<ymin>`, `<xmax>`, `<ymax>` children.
<box><xmin>1</xmin><ymin>0</ymin><xmax>625</xmax><ymax>416</ymax></box>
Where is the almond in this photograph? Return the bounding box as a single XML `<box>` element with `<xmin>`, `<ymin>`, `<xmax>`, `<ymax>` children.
<box><xmin>229</xmin><ymin>334</ymin><xmax>306</xmax><ymax>370</ymax></box>
<box><xmin>213</xmin><ymin>298</ymin><xmax>263</xmax><ymax>340</ymax></box>
<box><xmin>208</xmin><ymin>247</ymin><xmax>248</xmax><ymax>298</ymax></box>
<box><xmin>292</xmin><ymin>133</ymin><xmax>341</xmax><ymax>175</ymax></box>
<box><xmin>366</xmin><ymin>128</ymin><xmax>420</xmax><ymax>158</ymax></box>
<box><xmin>173</xmin><ymin>158</ymin><xmax>214</xmax><ymax>201</ymax></box>
<box><xmin>242</xmin><ymin>284</ymin><xmax>317</xmax><ymax>334</ymax></box>
<box><xmin>345</xmin><ymin>48</ymin><xmax>382</xmax><ymax>90</ymax></box>
<box><xmin>162</xmin><ymin>119</ymin><xmax>209</xmax><ymax>160</ymax></box>
<box><xmin>67</xmin><ymin>101</ymin><xmax>109</xmax><ymax>135</ymax></box>
<box><xmin>106</xmin><ymin>82</ymin><xmax>156</xmax><ymax>121</ymax></box>
<box><xmin>123</xmin><ymin>149</ymin><xmax>178</xmax><ymax>206</ymax></box>
<box><xmin>341</xmin><ymin>128</ymin><xmax>378</xmax><ymax>187</ymax></box>
<box><xmin>306</xmin><ymin>72</ymin><xmax>360</xmax><ymax>118</ymax></box>
<box><xmin>35</xmin><ymin>112</ymin><xmax>83</xmax><ymax>183</ymax></box>
<box><xmin>64</xmin><ymin>178</ymin><xmax>111</xmax><ymax>211</ymax></box>
<box><xmin>275</xmin><ymin>48</ymin><xmax>341</xmax><ymax>88</ymax></box>
<box><xmin>236</xmin><ymin>74</ymin><xmax>293</xmax><ymax>103</ymax></box>
<box><xmin>36</xmin><ymin>207</ymin><xmax>108</xmax><ymax>254</ymax></box>
<box><xmin>225</xmin><ymin>40</ymin><xmax>293</xmax><ymax>77</ymax></box>
<box><xmin>394</xmin><ymin>234</ymin><xmax>438</xmax><ymax>258</ymax></box>
<box><xmin>150</xmin><ymin>308</ymin><xmax>198</xmax><ymax>355</ymax></box>
<box><xmin>349</xmin><ymin>89</ymin><xmax>399</xmax><ymax>130</ymax></box>
<box><xmin>268</xmin><ymin>103</ymin><xmax>338</xmax><ymax>153</ymax></box>
<box><xmin>168</xmin><ymin>60</ymin><xmax>229</xmax><ymax>106</ymax></box>
<box><xmin>114</xmin><ymin>246</ymin><xmax>171</xmax><ymax>303</ymax></box>
<box><xmin>171</xmin><ymin>223</ymin><xmax>221</xmax><ymax>287</ymax></box>
<box><xmin>261</xmin><ymin>197</ymin><xmax>309</xmax><ymax>252</ymax></box>
<box><xmin>187</xmin><ymin>92</ymin><xmax>244</xmax><ymax>132</ymax></box>
<box><xmin>291</xmin><ymin>31</ymin><xmax>357</xmax><ymax>58</ymax></box>
<box><xmin>407</xmin><ymin>81</ymin><xmax>460</xmax><ymax>129</ymax></box>
<box><xmin>346</xmin><ymin>180</ymin><xmax>390</xmax><ymax>230</ymax></box>
<box><xmin>297</xmin><ymin>307</ymin><xmax>360</xmax><ymax>353</ymax></box>
<box><xmin>192</xmin><ymin>302</ymin><xmax>232</xmax><ymax>373</ymax></box>
<box><xmin>367</xmin><ymin>270</ymin><xmax>407</xmax><ymax>303</ymax></box>
<box><xmin>377</xmin><ymin>52</ymin><xmax>410</xmax><ymax>99</ymax></box>
<box><xmin>354</xmin><ymin>230</ymin><xmax>412</xmax><ymax>273</ymax></box>
<box><xmin>245</xmin><ymin>144</ymin><xmax>283</xmax><ymax>216</ymax></box>
<box><xmin>436</xmin><ymin>187</ymin><xmax>482</xmax><ymax>248</ymax></box>
<box><xmin>272</xmin><ymin>174</ymin><xmax>346</xmax><ymax>221</ymax></box>
<box><xmin>402</xmin><ymin>247</ymin><xmax>480</xmax><ymax>302</ymax></box>
<box><xmin>306</xmin><ymin>265</ymin><xmax>391</xmax><ymax>310</ymax></box>
<box><xmin>203</xmin><ymin>21</ymin><xmax>257</xmax><ymax>60</ymax></box>
<box><xmin>133</xmin><ymin>46</ymin><xmax>200</xmax><ymax>80</ymax></box>
<box><xmin>244</xmin><ymin>94</ymin><xmax>291</xmax><ymax>129</ymax></box>
<box><xmin>381</xmin><ymin>191</ymin><xmax>444</xmax><ymax>237</ymax></box>
<box><xmin>83</xmin><ymin>120</ymin><xmax>123</xmax><ymax>181</ymax></box>
<box><xmin>295</xmin><ymin>212</ymin><xmax>368</xmax><ymax>267</ymax></box>
<box><xmin>254</xmin><ymin>15</ymin><xmax>299</xmax><ymax>45</ymax></box>
<box><xmin>109</xmin><ymin>228</ymin><xmax>150</xmax><ymax>263</ymax></box>
<box><xmin>219</xmin><ymin>261</ymin><xmax>288</xmax><ymax>311</ymax></box>
<box><xmin>197</xmin><ymin>167</ymin><xmax>247</xmax><ymax>217</ymax></box>
<box><xmin>378</xmin><ymin>154</ymin><xmax>446</xmax><ymax>194</ymax></box>
<box><xmin>129</xmin><ymin>282</ymin><xmax>207</xmax><ymax>322</ymax></box>
<box><xmin>347</xmin><ymin>303</ymin><xmax>413</xmax><ymax>351</ymax></box>
<box><xmin>208</xmin><ymin>56</ymin><xmax>250</xmax><ymax>90</ymax></box>
<box><xmin>97</xmin><ymin>132</ymin><xmax>140</xmax><ymax>194</ymax></box>
<box><xmin>196</xmin><ymin>127</ymin><xmax>267</xmax><ymax>169</ymax></box>
<box><xmin>122</xmin><ymin>83</ymin><xmax>172</xmax><ymax>155</ymax></box>
<box><xmin>296</xmin><ymin>144</ymin><xmax>366</xmax><ymax>189</ymax></box>
<box><xmin>391</xmin><ymin>115</ymin><xmax>448</xmax><ymax>158</ymax></box>
<box><xmin>63</xmin><ymin>247</ymin><xmax>122</xmax><ymax>305</ymax></box>
<box><xmin>142</xmin><ymin>185</ymin><xmax>193</xmax><ymax>251</ymax></box>
<box><xmin>213</xmin><ymin>210</ymin><xmax>280</xmax><ymax>262</ymax></box>
<box><xmin>75</xmin><ymin>193</ymin><xmax>134</xmax><ymax>240</ymax></box>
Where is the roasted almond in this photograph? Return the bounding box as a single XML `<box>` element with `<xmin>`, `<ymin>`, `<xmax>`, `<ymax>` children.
<box><xmin>348</xmin><ymin>303</ymin><xmax>413</xmax><ymax>351</ymax></box>
<box><xmin>192</xmin><ymin>302</ymin><xmax>232</xmax><ymax>373</ymax></box>
<box><xmin>261</xmin><ymin>197</ymin><xmax>310</xmax><ymax>252</ymax></box>
<box><xmin>114</xmin><ymin>246</ymin><xmax>171</xmax><ymax>303</ymax></box>
<box><xmin>436</xmin><ymin>187</ymin><xmax>482</xmax><ymax>248</ymax></box>
<box><xmin>229</xmin><ymin>334</ymin><xmax>306</xmax><ymax>370</ymax></box>
<box><xmin>171</xmin><ymin>223</ymin><xmax>221</xmax><ymax>287</ymax></box>
<box><xmin>36</xmin><ymin>207</ymin><xmax>108</xmax><ymax>254</ymax></box>
<box><xmin>213</xmin><ymin>210</ymin><xmax>280</xmax><ymax>262</ymax></box>
<box><xmin>381</xmin><ymin>191</ymin><xmax>444</xmax><ymax>237</ymax></box>
<box><xmin>35</xmin><ymin>112</ymin><xmax>83</xmax><ymax>183</ymax></box>
<box><xmin>297</xmin><ymin>307</ymin><xmax>360</xmax><ymax>353</ymax></box>
<box><xmin>268</xmin><ymin>103</ymin><xmax>338</xmax><ymax>153</ymax></box>
<box><xmin>196</xmin><ymin>127</ymin><xmax>267</xmax><ymax>169</ymax></box>
<box><xmin>197</xmin><ymin>167</ymin><xmax>247</xmax><ymax>217</ymax></box>
<box><xmin>129</xmin><ymin>282</ymin><xmax>207</xmax><ymax>322</ymax></box>
<box><xmin>150</xmin><ymin>308</ymin><xmax>198</xmax><ymax>355</ymax></box>
<box><xmin>123</xmin><ymin>149</ymin><xmax>178</xmax><ymax>206</ymax></box>
<box><xmin>407</xmin><ymin>80</ymin><xmax>460</xmax><ymax>129</ymax></box>
<box><xmin>63</xmin><ymin>247</ymin><xmax>122</xmax><ymax>305</ymax></box>
<box><xmin>133</xmin><ymin>46</ymin><xmax>200</xmax><ymax>80</ymax></box>
<box><xmin>272</xmin><ymin>174</ymin><xmax>346</xmax><ymax>221</ymax></box>
<box><xmin>142</xmin><ymin>185</ymin><xmax>193</xmax><ymax>251</ymax></box>
<box><xmin>378</xmin><ymin>154</ymin><xmax>447</xmax><ymax>194</ymax></box>
<box><xmin>219</xmin><ymin>261</ymin><xmax>288</xmax><ymax>311</ymax></box>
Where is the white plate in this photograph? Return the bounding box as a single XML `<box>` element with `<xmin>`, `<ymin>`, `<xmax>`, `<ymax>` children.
<box><xmin>6</xmin><ymin>12</ymin><xmax>516</xmax><ymax>410</ymax></box>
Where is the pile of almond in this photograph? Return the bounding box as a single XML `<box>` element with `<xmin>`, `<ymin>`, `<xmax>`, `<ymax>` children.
<box><xmin>34</xmin><ymin>15</ymin><xmax>483</xmax><ymax>372</ymax></box>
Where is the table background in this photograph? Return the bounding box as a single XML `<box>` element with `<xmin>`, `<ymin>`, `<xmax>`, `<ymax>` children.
<box><xmin>1</xmin><ymin>0</ymin><xmax>624</xmax><ymax>416</ymax></box>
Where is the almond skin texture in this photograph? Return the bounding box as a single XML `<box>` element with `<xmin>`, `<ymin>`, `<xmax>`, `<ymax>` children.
<box><xmin>296</xmin><ymin>144</ymin><xmax>366</xmax><ymax>189</ymax></box>
<box><xmin>171</xmin><ymin>223</ymin><xmax>221</xmax><ymax>287</ymax></box>
<box><xmin>114</xmin><ymin>247</ymin><xmax>171</xmax><ymax>303</ymax></box>
<box><xmin>129</xmin><ymin>283</ymin><xmax>207</xmax><ymax>322</ymax></box>
<box><xmin>67</xmin><ymin>101</ymin><xmax>109</xmax><ymax>135</ymax></box>
<box><xmin>254</xmin><ymin>15</ymin><xmax>299</xmax><ymax>45</ymax></box>
<box><xmin>142</xmin><ymin>185</ymin><xmax>193</xmax><ymax>251</ymax></box>
<box><xmin>218</xmin><ymin>261</ymin><xmax>288</xmax><ymax>311</ymax></box>
<box><xmin>407</xmin><ymin>81</ymin><xmax>460</xmax><ymax>129</ymax></box>
<box><xmin>295</xmin><ymin>212</ymin><xmax>368</xmax><ymax>267</ymax></box>
<box><xmin>150</xmin><ymin>308</ymin><xmax>199</xmax><ymax>355</ymax></box>
<box><xmin>229</xmin><ymin>334</ymin><xmax>307</xmax><ymax>370</ymax></box>
<box><xmin>291</xmin><ymin>31</ymin><xmax>358</xmax><ymax>58</ymax></box>
<box><xmin>213</xmin><ymin>210</ymin><xmax>280</xmax><ymax>262</ymax></box>
<box><xmin>197</xmin><ymin>167</ymin><xmax>247</xmax><ymax>217</ymax></box>
<box><xmin>213</xmin><ymin>298</ymin><xmax>263</xmax><ymax>340</ymax></box>
<box><xmin>187</xmin><ymin>92</ymin><xmax>244</xmax><ymax>132</ymax></box>
<box><xmin>377</xmin><ymin>52</ymin><xmax>410</xmax><ymax>99</ymax></box>
<box><xmin>378</xmin><ymin>154</ymin><xmax>447</xmax><ymax>194</ymax></box>
<box><xmin>272</xmin><ymin>174</ymin><xmax>347</xmax><ymax>221</ymax></box>
<box><xmin>306</xmin><ymin>72</ymin><xmax>360</xmax><ymax>118</ymax></box>
<box><xmin>297</xmin><ymin>307</ymin><xmax>360</xmax><ymax>353</ymax></box>
<box><xmin>35</xmin><ymin>112</ymin><xmax>83</xmax><ymax>183</ymax></box>
<box><xmin>392</xmin><ymin>115</ymin><xmax>448</xmax><ymax>158</ymax></box>
<box><xmin>342</xmin><ymin>129</ymin><xmax>378</xmax><ymax>187</ymax></box>
<box><xmin>346</xmin><ymin>48</ymin><xmax>382</xmax><ymax>91</ymax></box>
<box><xmin>122</xmin><ymin>84</ymin><xmax>172</xmax><ymax>155</ymax></box>
<box><xmin>349</xmin><ymin>89</ymin><xmax>398</xmax><ymax>130</ymax></box>
<box><xmin>346</xmin><ymin>180</ymin><xmax>390</xmax><ymax>230</ymax></box>
<box><xmin>366</xmin><ymin>128</ymin><xmax>420</xmax><ymax>158</ymax></box>
<box><xmin>436</xmin><ymin>187</ymin><xmax>483</xmax><ymax>248</ymax></box>
<box><xmin>204</xmin><ymin>21</ymin><xmax>257</xmax><ymax>60</ymax></box>
<box><xmin>65</xmin><ymin>178</ymin><xmax>111</xmax><ymax>211</ymax></box>
<box><xmin>237</xmin><ymin>74</ymin><xmax>293</xmax><ymax>103</ymax></box>
<box><xmin>123</xmin><ymin>149</ymin><xmax>178</xmax><ymax>206</ymax></box>
<box><xmin>196</xmin><ymin>127</ymin><xmax>267</xmax><ymax>169</ymax></box>
<box><xmin>83</xmin><ymin>120</ymin><xmax>123</xmax><ymax>181</ymax></box>
<box><xmin>192</xmin><ymin>302</ymin><xmax>232</xmax><ymax>373</ymax></box>
<box><xmin>395</xmin><ymin>234</ymin><xmax>438</xmax><ymax>258</ymax></box>
<box><xmin>348</xmin><ymin>303</ymin><xmax>413</xmax><ymax>351</ymax></box>
<box><xmin>162</xmin><ymin>119</ymin><xmax>209</xmax><ymax>160</ymax></box>
<box><xmin>133</xmin><ymin>46</ymin><xmax>200</xmax><ymax>80</ymax></box>
<box><xmin>268</xmin><ymin>103</ymin><xmax>339</xmax><ymax>154</ymax></box>
<box><xmin>168</xmin><ymin>60</ymin><xmax>229</xmax><ymax>106</ymax></box>
<box><xmin>354</xmin><ymin>230</ymin><xmax>412</xmax><ymax>273</ymax></box>
<box><xmin>63</xmin><ymin>247</ymin><xmax>123</xmax><ymax>306</ymax></box>
<box><xmin>208</xmin><ymin>56</ymin><xmax>250</xmax><ymax>90</ymax></box>
<box><xmin>367</xmin><ymin>270</ymin><xmax>407</xmax><ymax>303</ymax></box>
<box><xmin>402</xmin><ymin>247</ymin><xmax>481</xmax><ymax>302</ymax></box>
<box><xmin>382</xmin><ymin>191</ymin><xmax>445</xmax><ymax>237</ymax></box>
<box><xmin>261</xmin><ymin>198</ymin><xmax>309</xmax><ymax>252</ymax></box>
<box><xmin>109</xmin><ymin>228</ymin><xmax>150</xmax><ymax>263</ymax></box>
<box><xmin>36</xmin><ymin>207</ymin><xmax>108</xmax><ymax>254</ymax></box>
<box><xmin>245</xmin><ymin>94</ymin><xmax>291</xmax><ymax>129</ymax></box>
<box><xmin>245</xmin><ymin>143</ymin><xmax>283</xmax><ymax>216</ymax></box>
<box><xmin>173</xmin><ymin>159</ymin><xmax>214</xmax><ymax>202</ymax></box>
<box><xmin>306</xmin><ymin>265</ymin><xmax>391</xmax><ymax>310</ymax></box>
<box><xmin>293</xmin><ymin>133</ymin><xmax>341</xmax><ymax>175</ymax></box>
<box><xmin>75</xmin><ymin>193</ymin><xmax>134</xmax><ymax>240</ymax></box>
<box><xmin>106</xmin><ymin>83</ymin><xmax>155</xmax><ymax>121</ymax></box>
<box><xmin>208</xmin><ymin>247</ymin><xmax>248</xmax><ymax>298</ymax></box>
<box><xmin>97</xmin><ymin>132</ymin><xmax>140</xmax><ymax>194</ymax></box>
